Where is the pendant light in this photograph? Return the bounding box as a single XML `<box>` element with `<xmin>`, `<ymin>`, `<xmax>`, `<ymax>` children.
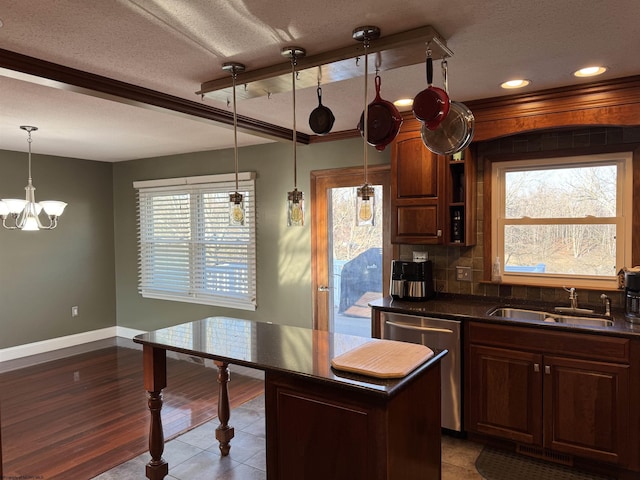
<box><xmin>224</xmin><ymin>62</ymin><xmax>247</xmax><ymax>226</ymax></box>
<box><xmin>282</xmin><ymin>46</ymin><xmax>306</xmax><ymax>227</ymax></box>
<box><xmin>353</xmin><ymin>26</ymin><xmax>380</xmax><ymax>226</ymax></box>
<box><xmin>0</xmin><ymin>126</ymin><xmax>67</xmax><ymax>231</ymax></box>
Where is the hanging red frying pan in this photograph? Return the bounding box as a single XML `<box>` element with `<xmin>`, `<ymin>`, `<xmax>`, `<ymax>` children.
<box><xmin>412</xmin><ymin>51</ymin><xmax>450</xmax><ymax>129</ymax></box>
<box><xmin>357</xmin><ymin>74</ymin><xmax>403</xmax><ymax>151</ymax></box>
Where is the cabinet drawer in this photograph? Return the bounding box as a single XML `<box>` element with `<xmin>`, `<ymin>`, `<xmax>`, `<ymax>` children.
<box><xmin>468</xmin><ymin>322</ymin><xmax>630</xmax><ymax>363</ymax></box>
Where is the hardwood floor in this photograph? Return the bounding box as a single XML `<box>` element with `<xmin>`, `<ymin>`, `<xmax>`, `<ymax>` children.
<box><xmin>0</xmin><ymin>342</ymin><xmax>264</xmax><ymax>479</ymax></box>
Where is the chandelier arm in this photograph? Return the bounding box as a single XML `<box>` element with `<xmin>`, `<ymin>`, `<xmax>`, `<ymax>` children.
<box><xmin>1</xmin><ymin>215</ymin><xmax>18</xmax><ymax>230</ymax></box>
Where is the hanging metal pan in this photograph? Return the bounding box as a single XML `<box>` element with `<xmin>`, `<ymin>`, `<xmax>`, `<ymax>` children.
<box><xmin>420</xmin><ymin>60</ymin><xmax>475</xmax><ymax>155</ymax></box>
<box><xmin>421</xmin><ymin>100</ymin><xmax>475</xmax><ymax>155</ymax></box>
<box><xmin>309</xmin><ymin>86</ymin><xmax>335</xmax><ymax>135</ymax></box>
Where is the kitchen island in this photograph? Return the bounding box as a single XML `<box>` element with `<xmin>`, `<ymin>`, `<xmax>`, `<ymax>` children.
<box><xmin>134</xmin><ymin>317</ymin><xmax>446</xmax><ymax>480</ymax></box>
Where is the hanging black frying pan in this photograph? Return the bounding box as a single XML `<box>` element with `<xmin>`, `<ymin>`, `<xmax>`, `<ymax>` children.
<box><xmin>309</xmin><ymin>86</ymin><xmax>335</xmax><ymax>135</ymax></box>
<box><xmin>357</xmin><ymin>74</ymin><xmax>403</xmax><ymax>151</ymax></box>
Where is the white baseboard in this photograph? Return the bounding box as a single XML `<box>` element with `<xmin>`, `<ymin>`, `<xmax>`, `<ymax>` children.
<box><xmin>0</xmin><ymin>326</ymin><xmax>264</xmax><ymax>381</ymax></box>
<box><xmin>0</xmin><ymin>326</ymin><xmax>147</xmax><ymax>363</ymax></box>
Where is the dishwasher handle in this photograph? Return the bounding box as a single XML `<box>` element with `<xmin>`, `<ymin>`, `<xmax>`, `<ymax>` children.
<box><xmin>385</xmin><ymin>320</ymin><xmax>454</xmax><ymax>335</ymax></box>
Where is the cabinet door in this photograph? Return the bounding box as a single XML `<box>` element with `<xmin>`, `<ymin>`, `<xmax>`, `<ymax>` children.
<box><xmin>394</xmin><ymin>136</ymin><xmax>439</xmax><ymax>198</ymax></box>
<box><xmin>544</xmin><ymin>355</ymin><xmax>630</xmax><ymax>464</ymax></box>
<box><xmin>391</xmin><ymin>135</ymin><xmax>444</xmax><ymax>244</ymax></box>
<box><xmin>468</xmin><ymin>345</ymin><xmax>543</xmax><ymax>445</ymax></box>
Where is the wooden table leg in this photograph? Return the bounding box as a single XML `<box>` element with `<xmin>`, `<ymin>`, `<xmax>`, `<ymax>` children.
<box><xmin>214</xmin><ymin>361</ymin><xmax>234</xmax><ymax>456</ymax></box>
<box><xmin>143</xmin><ymin>346</ymin><xmax>169</xmax><ymax>480</ymax></box>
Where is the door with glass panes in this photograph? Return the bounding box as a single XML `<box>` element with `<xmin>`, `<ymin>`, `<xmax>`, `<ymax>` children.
<box><xmin>311</xmin><ymin>165</ymin><xmax>392</xmax><ymax>336</ymax></box>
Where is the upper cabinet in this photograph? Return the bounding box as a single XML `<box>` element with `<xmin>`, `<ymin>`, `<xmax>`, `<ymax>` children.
<box><xmin>391</xmin><ymin>125</ymin><xmax>476</xmax><ymax>245</ymax></box>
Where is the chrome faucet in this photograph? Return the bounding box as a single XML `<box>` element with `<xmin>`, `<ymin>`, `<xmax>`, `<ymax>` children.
<box><xmin>600</xmin><ymin>293</ymin><xmax>611</xmax><ymax>317</ymax></box>
<box><xmin>564</xmin><ymin>287</ymin><xmax>578</xmax><ymax>309</ymax></box>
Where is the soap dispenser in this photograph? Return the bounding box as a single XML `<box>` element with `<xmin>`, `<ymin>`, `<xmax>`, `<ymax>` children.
<box><xmin>492</xmin><ymin>257</ymin><xmax>502</xmax><ymax>282</ymax></box>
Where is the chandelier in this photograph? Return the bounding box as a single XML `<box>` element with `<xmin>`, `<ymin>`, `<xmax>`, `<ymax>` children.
<box><xmin>0</xmin><ymin>126</ymin><xmax>67</xmax><ymax>230</ymax></box>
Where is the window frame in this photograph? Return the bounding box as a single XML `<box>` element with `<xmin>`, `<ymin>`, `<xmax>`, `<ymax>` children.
<box><xmin>134</xmin><ymin>172</ymin><xmax>257</xmax><ymax>310</ymax></box>
<box><xmin>490</xmin><ymin>152</ymin><xmax>632</xmax><ymax>290</ymax></box>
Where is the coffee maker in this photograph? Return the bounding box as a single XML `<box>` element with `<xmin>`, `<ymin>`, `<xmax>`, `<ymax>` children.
<box><xmin>390</xmin><ymin>260</ymin><xmax>434</xmax><ymax>301</ymax></box>
<box><xmin>625</xmin><ymin>270</ymin><xmax>640</xmax><ymax>323</ymax></box>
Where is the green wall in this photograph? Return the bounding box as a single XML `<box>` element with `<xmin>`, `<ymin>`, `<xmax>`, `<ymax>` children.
<box><xmin>113</xmin><ymin>138</ymin><xmax>390</xmax><ymax>332</ymax></box>
<box><xmin>0</xmin><ymin>150</ymin><xmax>116</xmax><ymax>348</ymax></box>
<box><xmin>0</xmin><ymin>136</ymin><xmax>389</xmax><ymax>348</ymax></box>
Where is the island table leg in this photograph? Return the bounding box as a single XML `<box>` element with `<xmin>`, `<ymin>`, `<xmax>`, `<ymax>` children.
<box><xmin>214</xmin><ymin>361</ymin><xmax>234</xmax><ymax>455</ymax></box>
<box><xmin>143</xmin><ymin>345</ymin><xmax>169</xmax><ymax>480</ymax></box>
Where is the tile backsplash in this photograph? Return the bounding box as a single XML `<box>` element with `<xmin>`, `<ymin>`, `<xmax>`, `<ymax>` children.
<box><xmin>398</xmin><ymin>126</ymin><xmax>640</xmax><ymax>310</ymax></box>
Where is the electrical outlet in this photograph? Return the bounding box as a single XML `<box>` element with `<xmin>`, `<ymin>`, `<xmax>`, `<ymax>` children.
<box><xmin>456</xmin><ymin>266</ymin><xmax>472</xmax><ymax>282</ymax></box>
<box><xmin>71</xmin><ymin>306</ymin><xmax>79</xmax><ymax>317</ymax></box>
<box><xmin>413</xmin><ymin>251</ymin><xmax>428</xmax><ymax>262</ymax></box>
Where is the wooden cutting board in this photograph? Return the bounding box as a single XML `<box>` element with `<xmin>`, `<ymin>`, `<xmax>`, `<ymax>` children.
<box><xmin>331</xmin><ymin>339</ymin><xmax>434</xmax><ymax>378</ymax></box>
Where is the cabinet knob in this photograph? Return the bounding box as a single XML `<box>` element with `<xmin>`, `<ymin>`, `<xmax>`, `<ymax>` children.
<box><xmin>545</xmin><ymin>365</ymin><xmax>551</xmax><ymax>375</ymax></box>
<box><xmin>534</xmin><ymin>363</ymin><xmax>540</xmax><ymax>373</ymax></box>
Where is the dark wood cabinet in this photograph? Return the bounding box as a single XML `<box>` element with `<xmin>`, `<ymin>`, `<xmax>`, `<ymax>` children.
<box><xmin>468</xmin><ymin>345</ymin><xmax>543</xmax><ymax>445</ymax></box>
<box><xmin>466</xmin><ymin>322</ymin><xmax>631</xmax><ymax>467</ymax></box>
<box><xmin>391</xmin><ymin>133</ymin><xmax>444</xmax><ymax>244</ymax></box>
<box><xmin>265</xmin><ymin>365</ymin><xmax>442</xmax><ymax>480</ymax></box>
<box><xmin>544</xmin><ymin>355</ymin><xmax>629</xmax><ymax>464</ymax></box>
<box><xmin>390</xmin><ymin>123</ymin><xmax>476</xmax><ymax>245</ymax></box>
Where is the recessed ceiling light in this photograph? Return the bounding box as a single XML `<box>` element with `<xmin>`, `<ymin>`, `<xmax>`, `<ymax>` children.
<box><xmin>573</xmin><ymin>66</ymin><xmax>607</xmax><ymax>77</ymax></box>
<box><xmin>500</xmin><ymin>79</ymin><xmax>531</xmax><ymax>89</ymax></box>
<box><xmin>393</xmin><ymin>98</ymin><xmax>414</xmax><ymax>108</ymax></box>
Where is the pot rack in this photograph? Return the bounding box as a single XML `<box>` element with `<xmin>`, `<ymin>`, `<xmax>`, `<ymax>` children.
<box><xmin>197</xmin><ymin>25</ymin><xmax>453</xmax><ymax>102</ymax></box>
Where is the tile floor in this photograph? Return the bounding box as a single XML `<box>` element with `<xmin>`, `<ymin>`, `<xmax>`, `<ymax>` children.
<box><xmin>92</xmin><ymin>394</ymin><xmax>485</xmax><ymax>480</ymax></box>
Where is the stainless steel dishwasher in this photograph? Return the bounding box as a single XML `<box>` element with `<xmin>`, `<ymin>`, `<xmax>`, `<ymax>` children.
<box><xmin>379</xmin><ymin>312</ymin><xmax>462</xmax><ymax>432</ymax></box>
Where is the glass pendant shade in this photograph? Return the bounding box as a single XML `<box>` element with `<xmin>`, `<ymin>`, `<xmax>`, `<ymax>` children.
<box><xmin>287</xmin><ymin>189</ymin><xmax>304</xmax><ymax>227</ymax></box>
<box><xmin>356</xmin><ymin>184</ymin><xmax>375</xmax><ymax>226</ymax></box>
<box><xmin>223</xmin><ymin>62</ymin><xmax>246</xmax><ymax>227</ymax></box>
<box><xmin>1</xmin><ymin>198</ymin><xmax>27</xmax><ymax>214</ymax></box>
<box><xmin>40</xmin><ymin>200</ymin><xmax>67</xmax><ymax>217</ymax></box>
<box><xmin>282</xmin><ymin>47</ymin><xmax>306</xmax><ymax>228</ymax></box>
<box><xmin>353</xmin><ymin>27</ymin><xmax>380</xmax><ymax>228</ymax></box>
<box><xmin>21</xmin><ymin>205</ymin><xmax>41</xmax><ymax>231</ymax></box>
<box><xmin>229</xmin><ymin>192</ymin><xmax>245</xmax><ymax>226</ymax></box>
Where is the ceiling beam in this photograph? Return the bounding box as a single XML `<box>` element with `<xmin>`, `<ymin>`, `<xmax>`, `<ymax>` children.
<box><xmin>0</xmin><ymin>48</ymin><xmax>310</xmax><ymax>144</ymax></box>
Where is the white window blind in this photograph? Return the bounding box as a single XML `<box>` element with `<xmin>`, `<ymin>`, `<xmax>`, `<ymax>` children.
<box><xmin>135</xmin><ymin>173</ymin><xmax>257</xmax><ymax>310</ymax></box>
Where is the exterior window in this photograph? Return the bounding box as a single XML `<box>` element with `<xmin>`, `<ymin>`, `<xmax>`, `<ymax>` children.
<box><xmin>491</xmin><ymin>153</ymin><xmax>632</xmax><ymax>289</ymax></box>
<box><xmin>135</xmin><ymin>173</ymin><xmax>256</xmax><ymax>310</ymax></box>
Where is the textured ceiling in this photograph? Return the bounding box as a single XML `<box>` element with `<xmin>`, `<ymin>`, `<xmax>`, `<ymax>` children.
<box><xmin>0</xmin><ymin>0</ymin><xmax>639</xmax><ymax>161</ymax></box>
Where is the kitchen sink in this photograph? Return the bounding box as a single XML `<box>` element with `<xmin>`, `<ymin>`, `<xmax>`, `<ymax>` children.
<box><xmin>488</xmin><ymin>307</ymin><xmax>614</xmax><ymax>327</ymax></box>
<box><xmin>489</xmin><ymin>307</ymin><xmax>549</xmax><ymax>321</ymax></box>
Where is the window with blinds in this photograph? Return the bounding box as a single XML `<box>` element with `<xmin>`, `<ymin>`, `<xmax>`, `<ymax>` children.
<box><xmin>134</xmin><ymin>172</ymin><xmax>257</xmax><ymax>310</ymax></box>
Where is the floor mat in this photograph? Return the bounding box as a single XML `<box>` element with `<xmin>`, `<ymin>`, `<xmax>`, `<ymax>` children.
<box><xmin>475</xmin><ymin>447</ymin><xmax>615</xmax><ymax>480</ymax></box>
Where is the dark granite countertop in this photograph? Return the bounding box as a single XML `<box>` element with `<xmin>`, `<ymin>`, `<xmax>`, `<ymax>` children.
<box><xmin>134</xmin><ymin>316</ymin><xmax>447</xmax><ymax>398</ymax></box>
<box><xmin>370</xmin><ymin>294</ymin><xmax>640</xmax><ymax>338</ymax></box>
